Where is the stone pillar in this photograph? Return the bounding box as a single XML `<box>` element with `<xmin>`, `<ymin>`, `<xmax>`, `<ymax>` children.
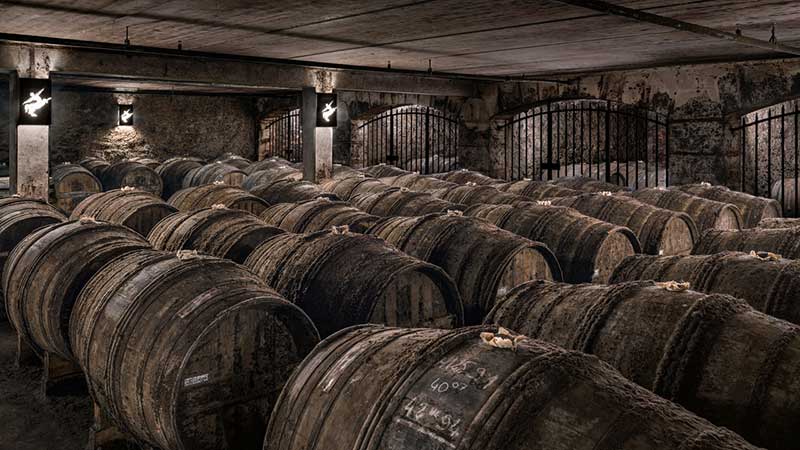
<box><xmin>302</xmin><ymin>87</ymin><xmax>333</xmax><ymax>182</ymax></box>
<box><xmin>11</xmin><ymin>74</ymin><xmax>49</xmax><ymax>199</ymax></box>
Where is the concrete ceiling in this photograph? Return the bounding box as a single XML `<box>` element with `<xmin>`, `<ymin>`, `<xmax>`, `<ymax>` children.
<box><xmin>1</xmin><ymin>0</ymin><xmax>800</xmax><ymax>77</ymax></box>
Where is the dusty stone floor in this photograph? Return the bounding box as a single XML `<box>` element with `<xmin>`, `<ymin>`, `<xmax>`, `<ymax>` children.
<box><xmin>0</xmin><ymin>320</ymin><xmax>91</xmax><ymax>450</ymax></box>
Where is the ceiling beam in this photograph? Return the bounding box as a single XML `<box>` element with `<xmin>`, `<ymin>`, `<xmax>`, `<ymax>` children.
<box><xmin>556</xmin><ymin>0</ymin><xmax>800</xmax><ymax>57</ymax></box>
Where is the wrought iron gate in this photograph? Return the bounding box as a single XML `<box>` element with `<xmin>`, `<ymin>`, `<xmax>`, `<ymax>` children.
<box><xmin>357</xmin><ymin>105</ymin><xmax>460</xmax><ymax>174</ymax></box>
<box><xmin>261</xmin><ymin>109</ymin><xmax>302</xmax><ymax>162</ymax></box>
<box><xmin>734</xmin><ymin>101</ymin><xmax>800</xmax><ymax>216</ymax></box>
<box><xmin>499</xmin><ymin>99</ymin><xmax>670</xmax><ymax>188</ymax></box>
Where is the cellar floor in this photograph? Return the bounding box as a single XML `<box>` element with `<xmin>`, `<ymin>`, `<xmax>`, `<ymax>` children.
<box><xmin>0</xmin><ymin>321</ymin><xmax>91</xmax><ymax>450</ymax></box>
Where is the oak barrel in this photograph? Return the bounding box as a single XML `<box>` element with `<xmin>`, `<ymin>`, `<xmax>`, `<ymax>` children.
<box><xmin>79</xmin><ymin>157</ymin><xmax>110</xmax><ymax>180</ymax></box>
<box><xmin>244</xmin><ymin>229</ymin><xmax>464</xmax><ymax>337</ymax></box>
<box><xmin>675</xmin><ymin>183</ymin><xmax>781</xmax><ymax>228</ymax></box>
<box><xmin>433</xmin><ymin>168</ymin><xmax>500</xmax><ymax>185</ymax></box>
<box><xmin>70</xmin><ymin>188</ymin><xmax>178</xmax><ymax>236</ymax></box>
<box><xmin>627</xmin><ymin>188</ymin><xmax>743</xmax><ymax>231</ymax></box>
<box><xmin>183</xmin><ymin>162</ymin><xmax>246</xmax><ymax>188</ymax></box>
<box><xmin>351</xmin><ymin>188</ymin><xmax>467</xmax><ymax>217</ymax></box>
<box><xmin>245</xmin><ymin>157</ymin><xmax>294</xmax><ymax>175</ymax></box>
<box><xmin>148</xmin><ymin>206</ymin><xmax>285</xmax><ymax>263</ymax></box>
<box><xmin>552</xmin><ymin>193</ymin><xmax>698</xmax><ymax>255</ymax></box>
<box><xmin>693</xmin><ymin>227</ymin><xmax>800</xmax><ymax>258</ymax></box>
<box><xmin>49</xmin><ymin>163</ymin><xmax>102</xmax><ymax>214</ymax></box>
<box><xmin>331</xmin><ymin>164</ymin><xmax>362</xmax><ymax>179</ymax></box>
<box><xmin>168</xmin><ymin>183</ymin><xmax>269</xmax><ymax>215</ymax></box>
<box><xmin>248</xmin><ymin>179</ymin><xmax>339</xmax><ymax>204</ymax></box>
<box><xmin>758</xmin><ymin>217</ymin><xmax>800</xmax><ymax>229</ymax></box>
<box><xmin>497</xmin><ymin>179</ymin><xmax>581</xmax><ymax>200</ymax></box>
<box><xmin>486</xmin><ymin>280</ymin><xmax>800</xmax><ymax>450</ymax></box>
<box><xmin>380</xmin><ymin>172</ymin><xmax>457</xmax><ymax>191</ymax></box>
<box><xmin>70</xmin><ymin>249</ymin><xmax>319</xmax><ymax>450</ymax></box>
<box><xmin>4</xmin><ymin>219</ymin><xmax>149</xmax><ymax>359</ymax></box>
<box><xmin>551</xmin><ymin>175</ymin><xmax>630</xmax><ymax>193</ymax></box>
<box><xmin>319</xmin><ymin>175</ymin><xmax>392</xmax><ymax>201</ymax></box>
<box><xmin>155</xmin><ymin>157</ymin><xmax>204</xmax><ymax>199</ymax></box>
<box><xmin>241</xmin><ymin>167</ymin><xmax>302</xmax><ymax>191</ymax></box>
<box><xmin>126</xmin><ymin>157</ymin><xmax>160</xmax><ymax>169</ymax></box>
<box><xmin>212</xmin><ymin>152</ymin><xmax>252</xmax><ymax>169</ymax></box>
<box><xmin>360</xmin><ymin>163</ymin><xmax>409</xmax><ymax>178</ymax></box>
<box><xmin>260</xmin><ymin>198</ymin><xmax>380</xmax><ymax>233</ymax></box>
<box><xmin>101</xmin><ymin>160</ymin><xmax>163</xmax><ymax>196</ymax></box>
<box><xmin>367</xmin><ymin>212</ymin><xmax>561</xmax><ymax>324</ymax></box>
<box><xmin>466</xmin><ymin>203</ymin><xmax>640</xmax><ymax>283</ymax></box>
<box><xmin>611</xmin><ymin>251</ymin><xmax>800</xmax><ymax>325</ymax></box>
<box><xmin>431</xmin><ymin>184</ymin><xmax>526</xmax><ymax>206</ymax></box>
<box><xmin>265</xmin><ymin>324</ymin><xmax>758</xmax><ymax>450</ymax></box>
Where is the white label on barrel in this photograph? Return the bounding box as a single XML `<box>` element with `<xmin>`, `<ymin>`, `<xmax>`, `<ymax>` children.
<box><xmin>184</xmin><ymin>374</ymin><xmax>210</xmax><ymax>387</ymax></box>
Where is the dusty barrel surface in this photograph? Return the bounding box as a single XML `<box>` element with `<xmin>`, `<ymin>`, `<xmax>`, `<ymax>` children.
<box><xmin>433</xmin><ymin>168</ymin><xmax>500</xmax><ymax>185</ymax></box>
<box><xmin>551</xmin><ymin>175</ymin><xmax>631</xmax><ymax>193</ymax></box>
<box><xmin>265</xmin><ymin>324</ymin><xmax>759</xmax><ymax>450</ymax></box>
<box><xmin>183</xmin><ymin>162</ymin><xmax>247</xmax><ymax>188</ymax></box>
<box><xmin>212</xmin><ymin>152</ymin><xmax>253</xmax><ymax>169</ymax></box>
<box><xmin>70</xmin><ymin>188</ymin><xmax>177</xmax><ymax>236</ymax></box>
<box><xmin>148</xmin><ymin>207</ymin><xmax>285</xmax><ymax>263</ymax></box>
<box><xmin>553</xmin><ymin>193</ymin><xmax>698</xmax><ymax>255</ymax></box>
<box><xmin>155</xmin><ymin>157</ymin><xmax>204</xmax><ymax>199</ymax></box>
<box><xmin>693</xmin><ymin>227</ymin><xmax>800</xmax><ymax>258</ymax></box>
<box><xmin>126</xmin><ymin>157</ymin><xmax>160</xmax><ymax>169</ymax></box>
<box><xmin>244</xmin><ymin>229</ymin><xmax>464</xmax><ymax>337</ymax></box>
<box><xmin>244</xmin><ymin>157</ymin><xmax>292</xmax><ymax>175</ymax></box>
<box><xmin>248</xmin><ymin>179</ymin><xmax>339</xmax><ymax>204</ymax></box>
<box><xmin>380</xmin><ymin>173</ymin><xmax>457</xmax><ymax>191</ymax></box>
<box><xmin>319</xmin><ymin>175</ymin><xmax>392</xmax><ymax>200</ymax></box>
<box><xmin>79</xmin><ymin>157</ymin><xmax>111</xmax><ymax>180</ymax></box>
<box><xmin>758</xmin><ymin>217</ymin><xmax>800</xmax><ymax>229</ymax></box>
<box><xmin>4</xmin><ymin>220</ymin><xmax>149</xmax><ymax>359</ymax></box>
<box><xmin>497</xmin><ymin>179</ymin><xmax>581</xmax><ymax>200</ymax></box>
<box><xmin>611</xmin><ymin>251</ymin><xmax>800</xmax><ymax>325</ymax></box>
<box><xmin>467</xmin><ymin>203</ymin><xmax>640</xmax><ymax>283</ymax></box>
<box><xmin>351</xmin><ymin>188</ymin><xmax>467</xmax><ymax>217</ymax></box>
<box><xmin>675</xmin><ymin>183</ymin><xmax>781</xmax><ymax>228</ymax></box>
<box><xmin>101</xmin><ymin>160</ymin><xmax>163</xmax><ymax>196</ymax></box>
<box><xmin>70</xmin><ymin>249</ymin><xmax>319</xmax><ymax>450</ymax></box>
<box><xmin>360</xmin><ymin>163</ymin><xmax>409</xmax><ymax>178</ymax></box>
<box><xmin>331</xmin><ymin>164</ymin><xmax>362</xmax><ymax>179</ymax></box>
<box><xmin>49</xmin><ymin>163</ymin><xmax>102</xmax><ymax>214</ymax></box>
<box><xmin>241</xmin><ymin>167</ymin><xmax>302</xmax><ymax>191</ymax></box>
<box><xmin>367</xmin><ymin>213</ymin><xmax>561</xmax><ymax>324</ymax></box>
<box><xmin>169</xmin><ymin>183</ymin><xmax>269</xmax><ymax>215</ymax></box>
<box><xmin>0</xmin><ymin>198</ymin><xmax>66</xmax><ymax>322</ymax></box>
<box><xmin>628</xmin><ymin>188</ymin><xmax>743</xmax><ymax>231</ymax></box>
<box><xmin>260</xmin><ymin>198</ymin><xmax>379</xmax><ymax>233</ymax></box>
<box><xmin>431</xmin><ymin>184</ymin><xmax>526</xmax><ymax>206</ymax></box>
<box><xmin>487</xmin><ymin>280</ymin><xmax>800</xmax><ymax>450</ymax></box>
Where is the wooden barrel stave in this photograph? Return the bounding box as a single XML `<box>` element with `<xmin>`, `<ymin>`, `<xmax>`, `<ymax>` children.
<box><xmin>241</xmin><ymin>167</ymin><xmax>302</xmax><ymax>191</ymax></box>
<box><xmin>551</xmin><ymin>175</ymin><xmax>631</xmax><ymax>193</ymax></box>
<box><xmin>69</xmin><ymin>189</ymin><xmax>178</xmax><ymax>237</ymax></box>
<box><xmin>101</xmin><ymin>161</ymin><xmax>163</xmax><ymax>197</ymax></box>
<box><xmin>433</xmin><ymin>168</ymin><xmax>500</xmax><ymax>185</ymax></box>
<box><xmin>758</xmin><ymin>217</ymin><xmax>800</xmax><ymax>229</ymax></box>
<box><xmin>496</xmin><ymin>179</ymin><xmax>581</xmax><ymax>200</ymax></box>
<box><xmin>360</xmin><ymin>164</ymin><xmax>409</xmax><ymax>178</ymax></box>
<box><xmin>379</xmin><ymin>173</ymin><xmax>457</xmax><ymax>191</ymax></box>
<box><xmin>244</xmin><ymin>158</ymin><xmax>292</xmax><ymax>175</ymax></box>
<box><xmin>486</xmin><ymin>280</ymin><xmax>800</xmax><ymax>450</ymax></box>
<box><xmin>79</xmin><ymin>157</ymin><xmax>111</xmax><ymax>180</ymax></box>
<box><xmin>248</xmin><ymin>179</ymin><xmax>339</xmax><ymax>204</ymax></box>
<box><xmin>693</xmin><ymin>227</ymin><xmax>800</xmax><ymax>258</ymax></box>
<box><xmin>351</xmin><ymin>188</ymin><xmax>466</xmax><ymax>217</ymax></box>
<box><xmin>156</xmin><ymin>157</ymin><xmax>204</xmax><ymax>199</ymax></box>
<box><xmin>260</xmin><ymin>199</ymin><xmax>379</xmax><ymax>233</ymax></box>
<box><xmin>244</xmin><ymin>230</ymin><xmax>464</xmax><ymax>337</ymax></box>
<box><xmin>183</xmin><ymin>163</ymin><xmax>247</xmax><ymax>188</ymax></box>
<box><xmin>676</xmin><ymin>184</ymin><xmax>781</xmax><ymax>228</ymax></box>
<box><xmin>628</xmin><ymin>188</ymin><xmax>743</xmax><ymax>231</ymax></box>
<box><xmin>265</xmin><ymin>325</ymin><xmax>758</xmax><ymax>450</ymax></box>
<box><xmin>319</xmin><ymin>176</ymin><xmax>392</xmax><ymax>201</ymax></box>
<box><xmin>50</xmin><ymin>163</ymin><xmax>102</xmax><ymax>214</ymax></box>
<box><xmin>169</xmin><ymin>184</ymin><xmax>269</xmax><ymax>215</ymax></box>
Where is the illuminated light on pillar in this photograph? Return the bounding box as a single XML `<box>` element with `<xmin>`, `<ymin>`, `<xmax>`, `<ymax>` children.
<box><xmin>19</xmin><ymin>78</ymin><xmax>52</xmax><ymax>126</ymax></box>
<box><xmin>119</xmin><ymin>105</ymin><xmax>134</xmax><ymax>126</ymax></box>
<box><xmin>316</xmin><ymin>93</ymin><xmax>338</xmax><ymax>127</ymax></box>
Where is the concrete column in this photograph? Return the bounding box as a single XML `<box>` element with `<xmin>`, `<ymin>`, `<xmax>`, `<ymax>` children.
<box><xmin>301</xmin><ymin>87</ymin><xmax>333</xmax><ymax>182</ymax></box>
<box><xmin>6</xmin><ymin>71</ymin><xmax>17</xmax><ymax>194</ymax></box>
<box><xmin>10</xmin><ymin>74</ymin><xmax>49</xmax><ymax>199</ymax></box>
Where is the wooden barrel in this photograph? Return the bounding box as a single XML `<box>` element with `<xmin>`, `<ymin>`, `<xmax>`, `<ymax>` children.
<box><xmin>466</xmin><ymin>203</ymin><xmax>640</xmax><ymax>283</ymax></box>
<box><xmin>248</xmin><ymin>179</ymin><xmax>339</xmax><ymax>204</ymax></box>
<box><xmin>675</xmin><ymin>183</ymin><xmax>781</xmax><ymax>228</ymax></box>
<box><xmin>0</xmin><ymin>198</ymin><xmax>66</xmax><ymax>322</ymax></box>
<box><xmin>758</xmin><ymin>217</ymin><xmax>800</xmax><ymax>229</ymax></box>
<box><xmin>431</xmin><ymin>184</ymin><xmax>526</xmax><ymax>206</ymax></box>
<box><xmin>551</xmin><ymin>175</ymin><xmax>631</xmax><ymax>193</ymax></box>
<box><xmin>611</xmin><ymin>251</ymin><xmax>800</xmax><ymax>325</ymax></box>
<box><xmin>610</xmin><ymin>161</ymin><xmax>668</xmax><ymax>189</ymax></box>
<box><xmin>148</xmin><ymin>206</ymin><xmax>285</xmax><ymax>263</ymax></box>
<box><xmin>693</xmin><ymin>227</ymin><xmax>800</xmax><ymax>258</ymax></box>
<box><xmin>245</xmin><ymin>157</ymin><xmax>293</xmax><ymax>175</ymax></box>
<box><xmin>241</xmin><ymin>167</ymin><xmax>302</xmax><ymax>191</ymax></box>
<box><xmin>553</xmin><ymin>193</ymin><xmax>698</xmax><ymax>255</ymax></box>
<box><xmin>360</xmin><ymin>163</ymin><xmax>409</xmax><ymax>178</ymax></box>
<box><xmin>183</xmin><ymin>162</ymin><xmax>247</xmax><ymax>188</ymax></box>
<box><xmin>433</xmin><ymin>168</ymin><xmax>500</xmax><ymax>185</ymax></box>
<box><xmin>4</xmin><ymin>219</ymin><xmax>149</xmax><ymax>359</ymax></box>
<box><xmin>245</xmin><ymin>229</ymin><xmax>464</xmax><ymax>337</ymax></box>
<box><xmin>70</xmin><ymin>188</ymin><xmax>178</xmax><ymax>236</ymax></box>
<box><xmin>79</xmin><ymin>157</ymin><xmax>110</xmax><ymax>180</ymax></box>
<box><xmin>212</xmin><ymin>152</ymin><xmax>253</xmax><ymax>169</ymax></box>
<box><xmin>627</xmin><ymin>188</ymin><xmax>743</xmax><ymax>231</ymax></box>
<box><xmin>367</xmin><ymin>212</ymin><xmax>561</xmax><ymax>324</ymax></box>
<box><xmin>497</xmin><ymin>179</ymin><xmax>581</xmax><ymax>200</ymax></box>
<box><xmin>126</xmin><ymin>157</ymin><xmax>160</xmax><ymax>169</ymax></box>
<box><xmin>404</xmin><ymin>154</ymin><xmax>460</xmax><ymax>174</ymax></box>
<box><xmin>265</xmin><ymin>324</ymin><xmax>758</xmax><ymax>450</ymax></box>
<box><xmin>260</xmin><ymin>198</ymin><xmax>380</xmax><ymax>233</ymax></box>
<box><xmin>379</xmin><ymin>172</ymin><xmax>457</xmax><ymax>191</ymax></box>
<box><xmin>319</xmin><ymin>175</ymin><xmax>392</xmax><ymax>201</ymax></box>
<box><xmin>70</xmin><ymin>249</ymin><xmax>319</xmax><ymax>450</ymax></box>
<box><xmin>487</xmin><ymin>280</ymin><xmax>800</xmax><ymax>450</ymax></box>
<box><xmin>101</xmin><ymin>160</ymin><xmax>163</xmax><ymax>197</ymax></box>
<box><xmin>156</xmin><ymin>157</ymin><xmax>204</xmax><ymax>199</ymax></box>
<box><xmin>351</xmin><ymin>188</ymin><xmax>467</xmax><ymax>217</ymax></box>
<box><xmin>49</xmin><ymin>163</ymin><xmax>102</xmax><ymax>214</ymax></box>
<box><xmin>168</xmin><ymin>183</ymin><xmax>269</xmax><ymax>215</ymax></box>
<box><xmin>331</xmin><ymin>164</ymin><xmax>361</xmax><ymax>180</ymax></box>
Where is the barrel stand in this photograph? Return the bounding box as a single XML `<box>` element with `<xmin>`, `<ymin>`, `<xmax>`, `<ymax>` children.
<box><xmin>87</xmin><ymin>404</ymin><xmax>161</xmax><ymax>450</ymax></box>
<box><xmin>15</xmin><ymin>333</ymin><xmax>84</xmax><ymax>398</ymax></box>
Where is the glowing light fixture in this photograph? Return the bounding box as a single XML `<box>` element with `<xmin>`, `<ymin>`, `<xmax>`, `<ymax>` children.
<box><xmin>316</xmin><ymin>93</ymin><xmax>337</xmax><ymax>127</ymax></box>
<box><xmin>119</xmin><ymin>105</ymin><xmax>134</xmax><ymax>125</ymax></box>
<box><xmin>19</xmin><ymin>78</ymin><xmax>52</xmax><ymax>125</ymax></box>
